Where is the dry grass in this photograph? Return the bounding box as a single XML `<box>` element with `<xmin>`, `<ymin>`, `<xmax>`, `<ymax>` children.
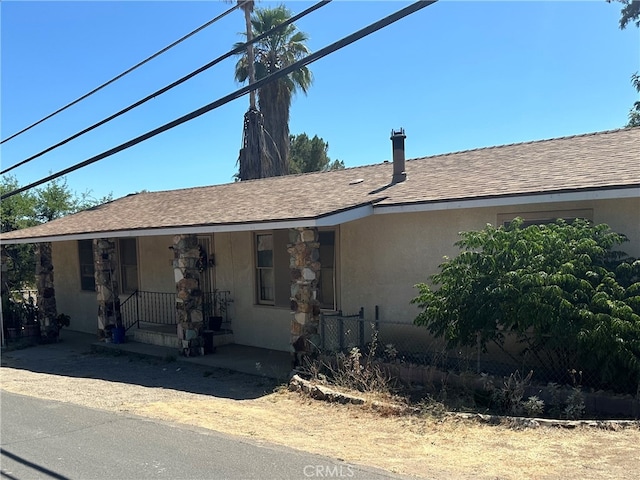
<box><xmin>2</xmin><ymin>365</ymin><xmax>639</xmax><ymax>479</ymax></box>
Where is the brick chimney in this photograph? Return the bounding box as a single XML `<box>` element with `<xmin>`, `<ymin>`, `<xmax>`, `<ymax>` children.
<box><xmin>391</xmin><ymin>128</ymin><xmax>406</xmax><ymax>183</ymax></box>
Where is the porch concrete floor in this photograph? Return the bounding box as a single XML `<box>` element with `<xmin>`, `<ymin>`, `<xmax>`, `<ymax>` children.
<box><xmin>55</xmin><ymin>330</ymin><xmax>292</xmax><ymax>381</ymax></box>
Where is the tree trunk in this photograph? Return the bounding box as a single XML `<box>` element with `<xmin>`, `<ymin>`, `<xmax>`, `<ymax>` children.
<box><xmin>239</xmin><ymin>1</ymin><xmax>256</xmax><ymax>110</ymax></box>
<box><xmin>237</xmin><ymin>1</ymin><xmax>273</xmax><ymax>181</ymax></box>
<box><xmin>259</xmin><ymin>81</ymin><xmax>291</xmax><ymax>176</ymax></box>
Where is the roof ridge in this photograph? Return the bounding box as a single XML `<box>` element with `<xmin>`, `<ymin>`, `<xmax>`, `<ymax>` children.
<box><xmin>409</xmin><ymin>126</ymin><xmax>638</xmax><ymax>162</ymax></box>
<box><xmin>124</xmin><ymin>127</ymin><xmax>638</xmax><ymax>197</ymax></box>
<box><xmin>131</xmin><ymin>161</ymin><xmax>388</xmax><ymax>197</ymax></box>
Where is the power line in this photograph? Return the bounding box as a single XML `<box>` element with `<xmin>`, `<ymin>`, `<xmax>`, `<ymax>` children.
<box><xmin>1</xmin><ymin>1</ymin><xmax>437</xmax><ymax>201</ymax></box>
<box><xmin>1</xmin><ymin>0</ymin><xmax>332</xmax><ymax>176</ymax></box>
<box><xmin>0</xmin><ymin>4</ymin><xmax>240</xmax><ymax>145</ymax></box>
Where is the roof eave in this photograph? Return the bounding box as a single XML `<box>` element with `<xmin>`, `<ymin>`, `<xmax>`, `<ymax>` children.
<box><xmin>0</xmin><ymin>203</ymin><xmax>375</xmax><ymax>245</ymax></box>
<box><xmin>373</xmin><ymin>185</ymin><xmax>640</xmax><ymax>215</ymax></box>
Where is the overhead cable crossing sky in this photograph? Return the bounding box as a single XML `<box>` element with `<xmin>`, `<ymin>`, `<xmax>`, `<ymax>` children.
<box><xmin>1</xmin><ymin>1</ymin><xmax>436</xmax><ymax>201</ymax></box>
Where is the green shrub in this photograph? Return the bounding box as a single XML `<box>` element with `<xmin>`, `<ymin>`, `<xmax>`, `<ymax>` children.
<box><xmin>412</xmin><ymin>218</ymin><xmax>640</xmax><ymax>393</ymax></box>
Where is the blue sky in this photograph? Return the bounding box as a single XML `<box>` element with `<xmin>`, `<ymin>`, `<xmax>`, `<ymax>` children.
<box><xmin>1</xmin><ymin>1</ymin><xmax>638</xmax><ymax>201</ymax></box>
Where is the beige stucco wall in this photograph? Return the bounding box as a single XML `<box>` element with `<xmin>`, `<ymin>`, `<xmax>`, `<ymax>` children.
<box><xmin>213</xmin><ymin>231</ymin><xmax>291</xmax><ymax>352</ymax></box>
<box><xmin>339</xmin><ymin>197</ymin><xmax>640</xmax><ymax>327</ymax></box>
<box><xmin>52</xmin><ymin>241</ymin><xmax>97</xmax><ymax>334</ymax></box>
<box><xmin>53</xmin><ymin>236</ymin><xmax>176</xmax><ymax>335</ymax></box>
<box><xmin>206</xmin><ymin>196</ymin><xmax>640</xmax><ymax>353</ymax></box>
<box><xmin>137</xmin><ymin>235</ymin><xmax>175</xmax><ymax>292</ymax></box>
<box><xmin>50</xmin><ymin>196</ymin><xmax>639</xmax><ymax>351</ymax></box>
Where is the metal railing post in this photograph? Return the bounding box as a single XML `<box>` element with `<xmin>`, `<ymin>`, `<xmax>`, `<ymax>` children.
<box><xmin>375</xmin><ymin>305</ymin><xmax>379</xmax><ymax>331</ymax></box>
<box><xmin>135</xmin><ymin>290</ymin><xmax>140</xmax><ymax>329</ymax></box>
<box><xmin>358</xmin><ymin>307</ymin><xmax>365</xmax><ymax>348</ymax></box>
<box><xmin>476</xmin><ymin>331</ymin><xmax>481</xmax><ymax>374</ymax></box>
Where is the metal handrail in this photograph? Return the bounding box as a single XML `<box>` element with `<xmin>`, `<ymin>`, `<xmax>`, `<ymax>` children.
<box><xmin>121</xmin><ymin>291</ymin><xmax>177</xmax><ymax>331</ymax></box>
<box><xmin>120</xmin><ymin>290</ymin><xmax>232</xmax><ymax>332</ymax></box>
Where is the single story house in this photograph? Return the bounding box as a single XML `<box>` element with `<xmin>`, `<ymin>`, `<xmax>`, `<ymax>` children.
<box><xmin>2</xmin><ymin>127</ymin><xmax>639</xmax><ymax>358</ymax></box>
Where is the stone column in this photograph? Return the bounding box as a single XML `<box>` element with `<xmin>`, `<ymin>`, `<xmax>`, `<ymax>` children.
<box><xmin>35</xmin><ymin>242</ymin><xmax>57</xmax><ymax>337</ymax></box>
<box><xmin>172</xmin><ymin>234</ymin><xmax>204</xmax><ymax>355</ymax></box>
<box><xmin>288</xmin><ymin>227</ymin><xmax>321</xmax><ymax>367</ymax></box>
<box><xmin>94</xmin><ymin>238</ymin><xmax>120</xmax><ymax>337</ymax></box>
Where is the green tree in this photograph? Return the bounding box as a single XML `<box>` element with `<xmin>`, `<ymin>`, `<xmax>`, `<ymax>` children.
<box><xmin>35</xmin><ymin>177</ymin><xmax>80</xmax><ymax>223</ymax></box>
<box><xmin>0</xmin><ymin>176</ymin><xmax>37</xmax><ymax>233</ymax></box>
<box><xmin>412</xmin><ymin>218</ymin><xmax>640</xmax><ymax>392</ymax></box>
<box><xmin>34</xmin><ymin>177</ymin><xmax>112</xmax><ymax>223</ymax></box>
<box><xmin>1</xmin><ymin>176</ymin><xmax>38</xmax><ymax>290</ymax></box>
<box><xmin>289</xmin><ymin>133</ymin><xmax>345</xmax><ymax>174</ymax></box>
<box><xmin>608</xmin><ymin>0</ymin><xmax>640</xmax><ymax>28</ymax></box>
<box><xmin>326</xmin><ymin>159</ymin><xmax>346</xmax><ymax>171</ymax></box>
<box><xmin>627</xmin><ymin>73</ymin><xmax>640</xmax><ymax>127</ymax></box>
<box><xmin>1</xmin><ymin>175</ymin><xmax>111</xmax><ymax>289</ymax></box>
<box><xmin>235</xmin><ymin>5</ymin><xmax>312</xmax><ymax>177</ymax></box>
<box><xmin>608</xmin><ymin>0</ymin><xmax>640</xmax><ymax>126</ymax></box>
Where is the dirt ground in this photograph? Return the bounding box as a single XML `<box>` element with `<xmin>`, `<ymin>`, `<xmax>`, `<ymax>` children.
<box><xmin>2</xmin><ymin>344</ymin><xmax>639</xmax><ymax>480</ymax></box>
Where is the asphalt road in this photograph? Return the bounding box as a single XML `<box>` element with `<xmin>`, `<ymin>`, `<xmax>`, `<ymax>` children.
<box><xmin>1</xmin><ymin>392</ymin><xmax>411</xmax><ymax>480</ymax></box>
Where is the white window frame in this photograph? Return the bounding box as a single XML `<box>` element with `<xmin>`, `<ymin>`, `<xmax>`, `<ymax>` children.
<box><xmin>254</xmin><ymin>228</ymin><xmax>339</xmax><ymax>310</ymax></box>
<box><xmin>497</xmin><ymin>209</ymin><xmax>593</xmax><ymax>228</ymax></box>
<box><xmin>255</xmin><ymin>233</ymin><xmax>275</xmax><ymax>305</ymax></box>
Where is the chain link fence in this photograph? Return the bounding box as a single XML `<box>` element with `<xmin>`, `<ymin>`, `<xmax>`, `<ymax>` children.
<box><xmin>319</xmin><ymin>308</ymin><xmax>638</xmax><ymax>396</ymax></box>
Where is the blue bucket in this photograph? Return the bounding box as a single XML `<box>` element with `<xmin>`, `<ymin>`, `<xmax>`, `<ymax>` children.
<box><xmin>112</xmin><ymin>326</ymin><xmax>125</xmax><ymax>344</ymax></box>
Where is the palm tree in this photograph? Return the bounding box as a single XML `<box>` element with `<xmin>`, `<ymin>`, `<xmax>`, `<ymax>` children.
<box><xmin>235</xmin><ymin>5</ymin><xmax>312</xmax><ymax>177</ymax></box>
<box><xmin>236</xmin><ymin>1</ymin><xmax>273</xmax><ymax>181</ymax></box>
<box><xmin>237</xmin><ymin>1</ymin><xmax>257</xmax><ymax>110</ymax></box>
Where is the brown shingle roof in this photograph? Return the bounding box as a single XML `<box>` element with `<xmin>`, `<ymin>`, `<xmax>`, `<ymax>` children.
<box><xmin>2</xmin><ymin>127</ymin><xmax>639</xmax><ymax>242</ymax></box>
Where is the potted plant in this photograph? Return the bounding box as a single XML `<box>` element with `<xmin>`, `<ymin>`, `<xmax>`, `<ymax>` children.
<box><xmin>52</xmin><ymin>313</ymin><xmax>70</xmax><ymax>340</ymax></box>
<box><xmin>2</xmin><ymin>293</ymin><xmax>20</xmax><ymax>340</ymax></box>
<box><xmin>208</xmin><ymin>293</ymin><xmax>227</xmax><ymax>331</ymax></box>
<box><xmin>112</xmin><ymin>317</ymin><xmax>126</xmax><ymax>344</ymax></box>
<box><xmin>209</xmin><ymin>315</ymin><xmax>223</xmax><ymax>331</ymax></box>
<box><xmin>56</xmin><ymin>313</ymin><xmax>70</xmax><ymax>330</ymax></box>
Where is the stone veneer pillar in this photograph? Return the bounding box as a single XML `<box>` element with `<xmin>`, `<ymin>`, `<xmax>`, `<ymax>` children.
<box><xmin>288</xmin><ymin>227</ymin><xmax>321</xmax><ymax>366</ymax></box>
<box><xmin>94</xmin><ymin>238</ymin><xmax>121</xmax><ymax>337</ymax></box>
<box><xmin>35</xmin><ymin>242</ymin><xmax>58</xmax><ymax>336</ymax></box>
<box><xmin>172</xmin><ymin>234</ymin><xmax>204</xmax><ymax>354</ymax></box>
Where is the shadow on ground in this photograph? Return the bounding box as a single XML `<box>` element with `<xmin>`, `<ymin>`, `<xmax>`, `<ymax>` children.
<box><xmin>1</xmin><ymin>334</ymin><xmax>281</xmax><ymax>401</ymax></box>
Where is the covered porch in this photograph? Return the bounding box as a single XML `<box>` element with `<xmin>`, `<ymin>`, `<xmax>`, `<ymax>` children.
<box><xmin>119</xmin><ymin>289</ymin><xmax>234</xmax><ymax>354</ymax></box>
<box><xmin>2</xmin><ymin>224</ymin><xmax>335</xmax><ymax>366</ymax></box>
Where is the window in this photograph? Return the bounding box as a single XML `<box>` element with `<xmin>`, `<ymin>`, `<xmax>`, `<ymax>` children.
<box><xmin>78</xmin><ymin>240</ymin><xmax>95</xmax><ymax>291</ymax></box>
<box><xmin>318</xmin><ymin>231</ymin><xmax>336</xmax><ymax>309</ymax></box>
<box><xmin>255</xmin><ymin>229</ymin><xmax>337</xmax><ymax>310</ymax></box>
<box><xmin>498</xmin><ymin>209</ymin><xmax>593</xmax><ymax>228</ymax></box>
<box><xmin>256</xmin><ymin>234</ymin><xmax>274</xmax><ymax>303</ymax></box>
<box><xmin>118</xmin><ymin>238</ymin><xmax>139</xmax><ymax>293</ymax></box>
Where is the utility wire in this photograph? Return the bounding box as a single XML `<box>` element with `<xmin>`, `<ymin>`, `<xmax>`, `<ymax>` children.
<box><xmin>0</xmin><ymin>4</ymin><xmax>240</xmax><ymax>145</ymax></box>
<box><xmin>1</xmin><ymin>1</ymin><xmax>437</xmax><ymax>201</ymax></box>
<box><xmin>1</xmin><ymin>0</ymin><xmax>332</xmax><ymax>176</ymax></box>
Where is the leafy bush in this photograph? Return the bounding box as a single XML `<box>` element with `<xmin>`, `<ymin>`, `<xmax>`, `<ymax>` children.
<box><xmin>412</xmin><ymin>218</ymin><xmax>640</xmax><ymax>392</ymax></box>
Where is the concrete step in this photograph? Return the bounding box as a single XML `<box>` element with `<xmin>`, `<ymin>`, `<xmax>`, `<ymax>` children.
<box><xmin>210</xmin><ymin>331</ymin><xmax>235</xmax><ymax>348</ymax></box>
<box><xmin>133</xmin><ymin>328</ymin><xmax>181</xmax><ymax>349</ymax></box>
<box><xmin>132</xmin><ymin>327</ymin><xmax>234</xmax><ymax>349</ymax></box>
